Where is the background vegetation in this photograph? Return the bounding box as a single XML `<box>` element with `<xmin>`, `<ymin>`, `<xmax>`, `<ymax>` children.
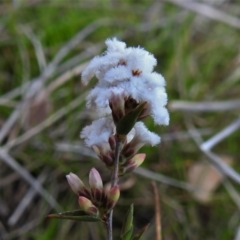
<box><xmin>1</xmin><ymin>0</ymin><xmax>240</xmax><ymax>239</ymax></box>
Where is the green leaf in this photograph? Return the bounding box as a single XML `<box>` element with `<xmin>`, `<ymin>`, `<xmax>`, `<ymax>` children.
<box><xmin>120</xmin><ymin>226</ymin><xmax>133</xmax><ymax>240</ymax></box>
<box><xmin>120</xmin><ymin>204</ymin><xmax>134</xmax><ymax>237</ymax></box>
<box><xmin>116</xmin><ymin>102</ymin><xmax>147</xmax><ymax>135</ymax></box>
<box><xmin>47</xmin><ymin>209</ymin><xmax>101</xmax><ymax>222</ymax></box>
<box><xmin>131</xmin><ymin>224</ymin><xmax>149</xmax><ymax>240</ymax></box>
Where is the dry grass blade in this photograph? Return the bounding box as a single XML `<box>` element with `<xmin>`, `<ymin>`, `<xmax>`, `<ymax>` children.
<box><xmin>161</xmin><ymin>128</ymin><xmax>212</xmax><ymax>142</ymax></box>
<box><xmin>223</xmin><ymin>179</ymin><xmax>240</xmax><ymax>210</ymax></box>
<box><xmin>46</xmin><ymin>63</ymin><xmax>87</xmax><ymax>93</ymax></box>
<box><xmin>2</xmin><ymin>218</ymin><xmax>41</xmax><ymax>240</ymax></box>
<box><xmin>49</xmin><ymin>18</ymin><xmax>110</xmax><ymax>69</ymax></box>
<box><xmin>0</xmin><ymin>19</ymin><xmax>108</xmax><ymax>144</ymax></box>
<box><xmin>135</xmin><ymin>167</ymin><xmax>196</xmax><ymax>191</ymax></box>
<box><xmin>3</xmin><ymin>93</ymin><xmax>87</xmax><ymax>151</ymax></box>
<box><xmin>0</xmin><ymin>83</ymin><xmax>30</xmax><ymax>105</ymax></box>
<box><xmin>186</xmin><ymin>123</ymin><xmax>240</xmax><ymax>186</ymax></box>
<box><xmin>0</xmin><ymin>149</ymin><xmax>62</xmax><ymax>212</ymax></box>
<box><xmin>54</xmin><ymin>142</ymin><xmax>96</xmax><ymax>158</ymax></box>
<box><xmin>0</xmin><ymin>109</ymin><xmax>21</xmax><ymax>143</ymax></box>
<box><xmin>234</xmin><ymin>226</ymin><xmax>240</xmax><ymax>240</ymax></box>
<box><xmin>169</xmin><ymin>99</ymin><xmax>240</xmax><ymax>112</ymax></box>
<box><xmin>8</xmin><ymin>169</ymin><xmax>49</xmax><ymax>226</ymax></box>
<box><xmin>201</xmin><ymin>117</ymin><xmax>240</xmax><ymax>151</ymax></box>
<box><xmin>19</xmin><ymin>25</ymin><xmax>47</xmax><ymax>71</ymax></box>
<box><xmin>201</xmin><ymin>151</ymin><xmax>240</xmax><ymax>185</ymax></box>
<box><xmin>167</xmin><ymin>0</ymin><xmax>240</xmax><ymax>29</ymax></box>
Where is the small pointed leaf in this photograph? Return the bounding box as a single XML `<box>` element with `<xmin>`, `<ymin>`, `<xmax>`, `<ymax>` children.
<box><xmin>47</xmin><ymin>209</ymin><xmax>101</xmax><ymax>222</ymax></box>
<box><xmin>121</xmin><ymin>204</ymin><xmax>134</xmax><ymax>237</ymax></box>
<box><xmin>116</xmin><ymin>102</ymin><xmax>147</xmax><ymax>135</ymax></box>
<box><xmin>131</xmin><ymin>224</ymin><xmax>149</xmax><ymax>240</ymax></box>
<box><xmin>120</xmin><ymin>226</ymin><xmax>133</xmax><ymax>240</ymax></box>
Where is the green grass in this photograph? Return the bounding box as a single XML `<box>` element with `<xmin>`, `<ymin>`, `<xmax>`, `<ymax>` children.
<box><xmin>1</xmin><ymin>0</ymin><xmax>240</xmax><ymax>239</ymax></box>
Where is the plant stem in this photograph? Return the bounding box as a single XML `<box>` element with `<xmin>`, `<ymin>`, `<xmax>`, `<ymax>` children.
<box><xmin>111</xmin><ymin>138</ymin><xmax>122</xmax><ymax>187</ymax></box>
<box><xmin>106</xmin><ymin>136</ymin><xmax>122</xmax><ymax>240</ymax></box>
<box><xmin>106</xmin><ymin>216</ymin><xmax>112</xmax><ymax>240</ymax></box>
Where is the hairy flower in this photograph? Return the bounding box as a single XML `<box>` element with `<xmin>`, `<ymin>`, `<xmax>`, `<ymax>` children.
<box><xmin>129</xmin><ymin>122</ymin><xmax>160</xmax><ymax>149</ymax></box>
<box><xmin>80</xmin><ymin>117</ymin><xmax>115</xmax><ymax>147</ymax></box>
<box><xmin>81</xmin><ymin>117</ymin><xmax>159</xmax><ymax>156</ymax></box>
<box><xmin>81</xmin><ymin>38</ymin><xmax>169</xmax><ymax>125</ymax></box>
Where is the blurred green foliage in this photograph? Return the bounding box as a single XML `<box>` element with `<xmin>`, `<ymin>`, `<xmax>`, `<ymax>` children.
<box><xmin>1</xmin><ymin>0</ymin><xmax>240</xmax><ymax>239</ymax></box>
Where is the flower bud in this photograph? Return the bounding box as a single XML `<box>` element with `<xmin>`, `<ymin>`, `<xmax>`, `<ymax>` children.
<box><xmin>109</xmin><ymin>93</ymin><xmax>125</xmax><ymax>124</ymax></box>
<box><xmin>131</xmin><ymin>153</ymin><xmax>146</xmax><ymax>166</ymax></box>
<box><xmin>78</xmin><ymin>196</ymin><xmax>92</xmax><ymax>211</ymax></box>
<box><xmin>88</xmin><ymin>206</ymin><xmax>99</xmax><ymax>216</ymax></box>
<box><xmin>107</xmin><ymin>185</ymin><xmax>120</xmax><ymax>203</ymax></box>
<box><xmin>78</xmin><ymin>196</ymin><xmax>99</xmax><ymax>216</ymax></box>
<box><xmin>89</xmin><ymin>168</ymin><xmax>103</xmax><ymax>190</ymax></box>
<box><xmin>101</xmin><ymin>155</ymin><xmax>114</xmax><ymax>167</ymax></box>
<box><xmin>108</xmin><ymin>135</ymin><xmax>116</xmax><ymax>151</ymax></box>
<box><xmin>66</xmin><ymin>172</ymin><xmax>84</xmax><ymax>195</ymax></box>
<box><xmin>92</xmin><ymin>144</ymin><xmax>114</xmax><ymax>167</ymax></box>
<box><xmin>121</xmin><ymin>153</ymin><xmax>146</xmax><ymax>175</ymax></box>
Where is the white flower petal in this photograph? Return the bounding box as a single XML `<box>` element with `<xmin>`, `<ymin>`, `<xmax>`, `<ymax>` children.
<box><xmin>105</xmin><ymin>37</ymin><xmax>126</xmax><ymax>52</ymax></box>
<box><xmin>132</xmin><ymin>122</ymin><xmax>160</xmax><ymax>146</ymax></box>
<box><xmin>80</xmin><ymin>117</ymin><xmax>114</xmax><ymax>147</ymax></box>
<box><xmin>103</xmin><ymin>65</ymin><xmax>131</xmax><ymax>83</ymax></box>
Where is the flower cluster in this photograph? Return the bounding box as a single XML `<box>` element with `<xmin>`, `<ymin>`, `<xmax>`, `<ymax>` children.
<box><xmin>66</xmin><ymin>169</ymin><xmax>120</xmax><ymax>220</ymax></box>
<box><xmin>82</xmin><ymin>38</ymin><xmax>169</xmax><ymax>125</ymax></box>
<box><xmin>80</xmin><ymin>38</ymin><xmax>169</xmax><ymax>173</ymax></box>
<box><xmin>61</xmin><ymin>38</ymin><xmax>170</xmax><ymax>239</ymax></box>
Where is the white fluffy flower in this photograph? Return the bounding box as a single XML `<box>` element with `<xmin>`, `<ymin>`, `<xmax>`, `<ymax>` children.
<box><xmin>80</xmin><ymin>117</ymin><xmax>115</xmax><ymax>147</ymax></box>
<box><xmin>82</xmin><ymin>38</ymin><xmax>169</xmax><ymax>125</ymax></box>
<box><xmin>129</xmin><ymin>122</ymin><xmax>160</xmax><ymax>148</ymax></box>
<box><xmin>81</xmin><ymin>117</ymin><xmax>160</xmax><ymax>150</ymax></box>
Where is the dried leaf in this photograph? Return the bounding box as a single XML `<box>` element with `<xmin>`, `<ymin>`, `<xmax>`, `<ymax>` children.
<box><xmin>22</xmin><ymin>89</ymin><xmax>51</xmax><ymax>129</ymax></box>
<box><xmin>187</xmin><ymin>156</ymin><xmax>233</xmax><ymax>202</ymax></box>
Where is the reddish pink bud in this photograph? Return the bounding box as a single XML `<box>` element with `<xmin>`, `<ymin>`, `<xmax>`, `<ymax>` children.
<box><xmin>89</xmin><ymin>168</ymin><xmax>103</xmax><ymax>190</ymax></box>
<box><xmin>109</xmin><ymin>93</ymin><xmax>125</xmax><ymax>123</ymax></box>
<box><xmin>131</xmin><ymin>153</ymin><xmax>146</xmax><ymax>166</ymax></box>
<box><xmin>122</xmin><ymin>147</ymin><xmax>136</xmax><ymax>159</ymax></box>
<box><xmin>78</xmin><ymin>196</ymin><xmax>98</xmax><ymax>216</ymax></box>
<box><xmin>122</xmin><ymin>153</ymin><xmax>146</xmax><ymax>174</ymax></box>
<box><xmin>88</xmin><ymin>206</ymin><xmax>99</xmax><ymax>216</ymax></box>
<box><xmin>108</xmin><ymin>135</ymin><xmax>116</xmax><ymax>150</ymax></box>
<box><xmin>91</xmin><ymin>188</ymin><xmax>102</xmax><ymax>202</ymax></box>
<box><xmin>78</xmin><ymin>196</ymin><xmax>92</xmax><ymax>211</ymax></box>
<box><xmin>102</xmin><ymin>154</ymin><xmax>113</xmax><ymax>166</ymax></box>
<box><xmin>66</xmin><ymin>173</ymin><xmax>84</xmax><ymax>195</ymax></box>
<box><xmin>107</xmin><ymin>186</ymin><xmax>120</xmax><ymax>202</ymax></box>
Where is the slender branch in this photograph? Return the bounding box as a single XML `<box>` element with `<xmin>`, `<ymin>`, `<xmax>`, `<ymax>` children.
<box><xmin>111</xmin><ymin>138</ymin><xmax>122</xmax><ymax>187</ymax></box>
<box><xmin>152</xmin><ymin>182</ymin><xmax>161</xmax><ymax>240</ymax></box>
<box><xmin>106</xmin><ymin>212</ymin><xmax>113</xmax><ymax>240</ymax></box>
<box><xmin>106</xmin><ymin>136</ymin><xmax>122</xmax><ymax>240</ymax></box>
